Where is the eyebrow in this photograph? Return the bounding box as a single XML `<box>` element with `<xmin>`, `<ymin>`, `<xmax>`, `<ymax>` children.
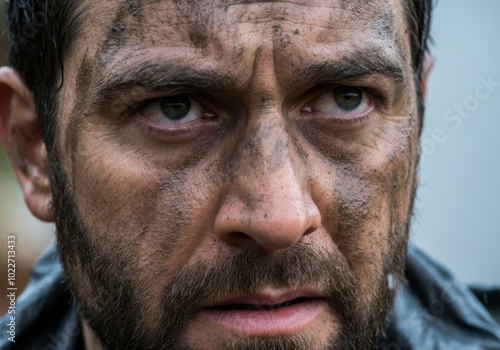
<box><xmin>90</xmin><ymin>46</ymin><xmax>406</xmax><ymax>110</ymax></box>
<box><xmin>292</xmin><ymin>47</ymin><xmax>405</xmax><ymax>88</ymax></box>
<box><xmin>91</xmin><ymin>63</ymin><xmax>238</xmax><ymax>109</ymax></box>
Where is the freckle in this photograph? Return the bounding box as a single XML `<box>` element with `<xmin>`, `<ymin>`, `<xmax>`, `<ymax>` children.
<box><xmin>264</xmin><ymin>214</ymin><xmax>268</xmax><ymax>218</ymax></box>
<box><xmin>293</xmin><ymin>29</ymin><xmax>299</xmax><ymax>35</ymax></box>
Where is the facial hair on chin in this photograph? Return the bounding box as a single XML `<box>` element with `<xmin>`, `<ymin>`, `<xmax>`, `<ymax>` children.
<box><xmin>49</xmin><ymin>149</ymin><xmax>406</xmax><ymax>350</ymax></box>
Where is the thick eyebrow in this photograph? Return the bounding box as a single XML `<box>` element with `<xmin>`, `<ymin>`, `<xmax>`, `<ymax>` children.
<box><xmin>91</xmin><ymin>63</ymin><xmax>238</xmax><ymax>109</ymax></box>
<box><xmin>293</xmin><ymin>47</ymin><xmax>406</xmax><ymax>88</ymax></box>
<box><xmin>90</xmin><ymin>47</ymin><xmax>406</xmax><ymax>110</ymax></box>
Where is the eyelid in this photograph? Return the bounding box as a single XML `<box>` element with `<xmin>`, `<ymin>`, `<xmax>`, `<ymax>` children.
<box><xmin>121</xmin><ymin>90</ymin><xmax>211</xmax><ymax>120</ymax></box>
<box><xmin>133</xmin><ymin>94</ymin><xmax>220</xmax><ymax>144</ymax></box>
<box><xmin>140</xmin><ymin>96</ymin><xmax>201</xmax><ymax>124</ymax></box>
<box><xmin>337</xmin><ymin>79</ymin><xmax>395</xmax><ymax>109</ymax></box>
<box><xmin>303</xmin><ymin>83</ymin><xmax>387</xmax><ymax>113</ymax></box>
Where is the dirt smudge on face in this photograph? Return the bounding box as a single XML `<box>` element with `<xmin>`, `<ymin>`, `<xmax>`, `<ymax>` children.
<box><xmin>65</xmin><ymin>52</ymin><xmax>95</xmax><ymax>190</ymax></box>
<box><xmin>98</xmin><ymin>3</ymin><xmax>130</xmax><ymax>63</ymax></box>
<box><xmin>169</xmin><ymin>0</ymin><xmax>224</xmax><ymax>49</ymax></box>
<box><xmin>128</xmin><ymin>0</ymin><xmax>142</xmax><ymax>18</ymax></box>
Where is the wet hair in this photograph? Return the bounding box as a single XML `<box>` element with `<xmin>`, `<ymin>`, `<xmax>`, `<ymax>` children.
<box><xmin>4</xmin><ymin>0</ymin><xmax>433</xmax><ymax>151</ymax></box>
<box><xmin>5</xmin><ymin>0</ymin><xmax>82</xmax><ymax>151</ymax></box>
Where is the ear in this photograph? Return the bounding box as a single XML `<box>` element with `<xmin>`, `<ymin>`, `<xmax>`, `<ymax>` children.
<box><xmin>420</xmin><ymin>53</ymin><xmax>434</xmax><ymax>99</ymax></box>
<box><xmin>0</xmin><ymin>67</ymin><xmax>54</xmax><ymax>222</ymax></box>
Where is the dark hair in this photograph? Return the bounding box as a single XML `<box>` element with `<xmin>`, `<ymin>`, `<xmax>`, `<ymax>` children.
<box><xmin>5</xmin><ymin>0</ymin><xmax>433</xmax><ymax>151</ymax></box>
<box><xmin>5</xmin><ymin>0</ymin><xmax>82</xmax><ymax>151</ymax></box>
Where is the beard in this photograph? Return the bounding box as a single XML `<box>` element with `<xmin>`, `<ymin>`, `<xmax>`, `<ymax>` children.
<box><xmin>48</xmin><ymin>148</ymin><xmax>410</xmax><ymax>350</ymax></box>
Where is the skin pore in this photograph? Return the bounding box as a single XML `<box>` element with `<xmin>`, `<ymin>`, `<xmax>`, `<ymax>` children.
<box><xmin>2</xmin><ymin>0</ymin><xmax>426</xmax><ymax>349</ymax></box>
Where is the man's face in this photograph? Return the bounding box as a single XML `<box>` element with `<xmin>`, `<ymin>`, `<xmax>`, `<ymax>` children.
<box><xmin>52</xmin><ymin>0</ymin><xmax>420</xmax><ymax>349</ymax></box>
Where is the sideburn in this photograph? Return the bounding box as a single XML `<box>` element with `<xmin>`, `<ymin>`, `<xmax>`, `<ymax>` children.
<box><xmin>49</xmin><ymin>144</ymin><xmax>403</xmax><ymax>350</ymax></box>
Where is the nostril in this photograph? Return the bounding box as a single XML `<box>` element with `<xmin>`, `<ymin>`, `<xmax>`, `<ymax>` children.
<box><xmin>214</xmin><ymin>188</ymin><xmax>321</xmax><ymax>251</ymax></box>
<box><xmin>303</xmin><ymin>226</ymin><xmax>317</xmax><ymax>236</ymax></box>
<box><xmin>223</xmin><ymin>231</ymin><xmax>256</xmax><ymax>248</ymax></box>
<box><xmin>232</xmin><ymin>232</ymin><xmax>249</xmax><ymax>240</ymax></box>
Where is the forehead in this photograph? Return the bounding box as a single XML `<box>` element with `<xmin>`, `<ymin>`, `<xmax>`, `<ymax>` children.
<box><xmin>72</xmin><ymin>0</ymin><xmax>407</xmax><ymax>79</ymax></box>
<box><xmin>99</xmin><ymin>0</ymin><xmax>397</xmax><ymax>42</ymax></box>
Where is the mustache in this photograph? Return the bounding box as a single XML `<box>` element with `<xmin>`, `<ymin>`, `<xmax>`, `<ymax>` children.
<box><xmin>156</xmin><ymin>244</ymin><xmax>361</xmax><ymax>344</ymax></box>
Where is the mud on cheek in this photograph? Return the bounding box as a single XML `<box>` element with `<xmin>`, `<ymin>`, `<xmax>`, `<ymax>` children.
<box><xmin>332</xmin><ymin>142</ymin><xmax>414</xmax><ymax>292</ymax></box>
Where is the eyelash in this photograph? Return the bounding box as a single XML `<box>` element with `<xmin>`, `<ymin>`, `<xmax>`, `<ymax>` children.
<box><xmin>310</xmin><ymin>85</ymin><xmax>384</xmax><ymax>107</ymax></box>
<box><xmin>131</xmin><ymin>94</ymin><xmax>219</xmax><ymax>142</ymax></box>
<box><xmin>299</xmin><ymin>85</ymin><xmax>382</xmax><ymax>128</ymax></box>
<box><xmin>123</xmin><ymin>84</ymin><xmax>384</xmax><ymax>139</ymax></box>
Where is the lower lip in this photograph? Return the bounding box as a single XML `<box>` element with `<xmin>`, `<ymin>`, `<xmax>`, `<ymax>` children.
<box><xmin>200</xmin><ymin>299</ymin><xmax>326</xmax><ymax>336</ymax></box>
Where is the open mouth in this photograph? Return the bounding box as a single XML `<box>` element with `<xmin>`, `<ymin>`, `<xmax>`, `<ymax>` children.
<box><xmin>215</xmin><ymin>297</ymin><xmax>308</xmax><ymax>311</ymax></box>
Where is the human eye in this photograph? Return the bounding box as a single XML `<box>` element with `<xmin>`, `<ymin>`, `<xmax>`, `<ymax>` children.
<box><xmin>133</xmin><ymin>93</ymin><xmax>219</xmax><ymax>143</ymax></box>
<box><xmin>140</xmin><ymin>95</ymin><xmax>210</xmax><ymax>127</ymax></box>
<box><xmin>301</xmin><ymin>85</ymin><xmax>375</xmax><ymax>129</ymax></box>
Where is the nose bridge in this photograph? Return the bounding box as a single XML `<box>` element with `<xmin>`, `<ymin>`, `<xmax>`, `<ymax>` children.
<box><xmin>213</xmin><ymin>44</ymin><xmax>320</xmax><ymax>251</ymax></box>
<box><xmin>214</xmin><ymin>105</ymin><xmax>319</xmax><ymax>251</ymax></box>
<box><xmin>237</xmin><ymin>111</ymin><xmax>301</xmax><ymax>203</ymax></box>
<box><xmin>234</xmin><ymin>43</ymin><xmax>301</xmax><ymax>197</ymax></box>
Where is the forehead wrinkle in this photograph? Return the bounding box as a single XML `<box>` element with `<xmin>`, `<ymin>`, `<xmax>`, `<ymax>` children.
<box><xmin>224</xmin><ymin>0</ymin><xmax>393</xmax><ymax>22</ymax></box>
<box><xmin>95</xmin><ymin>2</ymin><xmax>214</xmax><ymax>66</ymax></box>
<box><xmin>132</xmin><ymin>0</ymin><xmax>396</xmax><ymax>48</ymax></box>
<box><xmin>73</xmin><ymin>0</ymin><xmax>406</xmax><ymax>104</ymax></box>
<box><xmin>90</xmin><ymin>0</ymin><xmax>400</xmax><ymax>64</ymax></box>
<box><xmin>219</xmin><ymin>0</ymin><xmax>387</xmax><ymax>35</ymax></box>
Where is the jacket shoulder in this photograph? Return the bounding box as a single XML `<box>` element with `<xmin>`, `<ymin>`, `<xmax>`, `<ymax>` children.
<box><xmin>379</xmin><ymin>246</ymin><xmax>500</xmax><ymax>350</ymax></box>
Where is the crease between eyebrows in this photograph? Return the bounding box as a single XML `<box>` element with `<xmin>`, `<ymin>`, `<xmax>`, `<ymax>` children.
<box><xmin>89</xmin><ymin>45</ymin><xmax>406</xmax><ymax>110</ymax></box>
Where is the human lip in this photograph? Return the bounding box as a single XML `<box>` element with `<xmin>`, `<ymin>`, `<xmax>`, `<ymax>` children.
<box><xmin>200</xmin><ymin>288</ymin><xmax>327</xmax><ymax>336</ymax></box>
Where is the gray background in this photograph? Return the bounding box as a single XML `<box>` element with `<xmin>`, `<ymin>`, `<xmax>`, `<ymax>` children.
<box><xmin>413</xmin><ymin>0</ymin><xmax>500</xmax><ymax>285</ymax></box>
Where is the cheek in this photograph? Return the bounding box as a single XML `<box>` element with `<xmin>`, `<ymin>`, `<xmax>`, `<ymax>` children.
<box><xmin>321</xmin><ymin>127</ymin><xmax>417</xmax><ymax>297</ymax></box>
<box><xmin>70</xmin><ymin>138</ymin><xmax>203</xmax><ymax>281</ymax></box>
<box><xmin>70</xmin><ymin>135</ymin><xmax>225</xmax><ymax>280</ymax></box>
<box><xmin>72</xmin><ymin>144</ymin><xmax>159</xmax><ymax>240</ymax></box>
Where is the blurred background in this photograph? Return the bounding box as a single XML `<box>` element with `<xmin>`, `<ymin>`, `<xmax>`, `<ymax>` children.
<box><xmin>412</xmin><ymin>0</ymin><xmax>500</xmax><ymax>287</ymax></box>
<box><xmin>0</xmin><ymin>0</ymin><xmax>499</xmax><ymax>315</ymax></box>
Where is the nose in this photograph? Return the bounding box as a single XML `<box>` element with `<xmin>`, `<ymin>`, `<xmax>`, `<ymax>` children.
<box><xmin>214</xmin><ymin>120</ymin><xmax>321</xmax><ymax>252</ymax></box>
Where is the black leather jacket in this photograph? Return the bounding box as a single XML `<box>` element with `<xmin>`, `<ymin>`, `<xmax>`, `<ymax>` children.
<box><xmin>1</xmin><ymin>245</ymin><xmax>499</xmax><ymax>349</ymax></box>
